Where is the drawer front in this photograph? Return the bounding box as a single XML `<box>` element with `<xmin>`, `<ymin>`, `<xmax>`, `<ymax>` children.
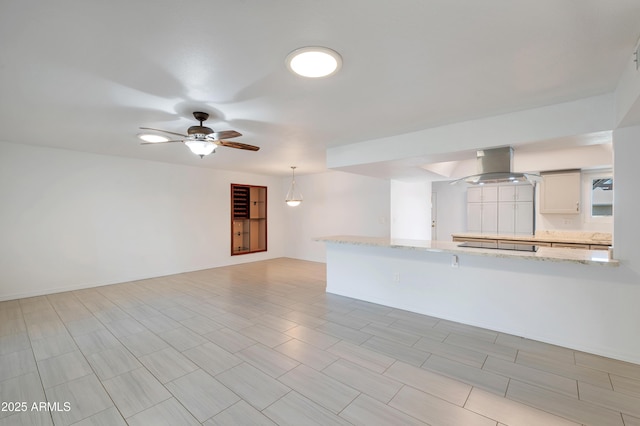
<box><xmin>496</xmin><ymin>240</ymin><xmax>552</xmax><ymax>247</ymax></box>
<box><xmin>452</xmin><ymin>237</ymin><xmax>497</xmax><ymax>243</ymax></box>
<box><xmin>551</xmin><ymin>242</ymin><xmax>591</xmax><ymax>249</ymax></box>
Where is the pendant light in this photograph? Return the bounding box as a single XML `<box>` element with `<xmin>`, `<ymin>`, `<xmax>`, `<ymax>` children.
<box><xmin>285</xmin><ymin>166</ymin><xmax>303</xmax><ymax>207</ymax></box>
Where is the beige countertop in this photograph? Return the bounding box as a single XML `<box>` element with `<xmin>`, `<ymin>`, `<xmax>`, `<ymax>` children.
<box><xmin>315</xmin><ymin>235</ymin><xmax>618</xmax><ymax>266</ymax></box>
<box><xmin>451</xmin><ymin>231</ymin><xmax>612</xmax><ymax>246</ymax></box>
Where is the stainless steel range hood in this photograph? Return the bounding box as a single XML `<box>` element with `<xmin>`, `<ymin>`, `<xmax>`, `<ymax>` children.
<box><xmin>452</xmin><ymin>147</ymin><xmax>541</xmax><ymax>185</ymax></box>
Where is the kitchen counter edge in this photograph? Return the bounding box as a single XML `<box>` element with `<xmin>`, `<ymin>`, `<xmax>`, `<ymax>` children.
<box><xmin>314</xmin><ymin>235</ymin><xmax>618</xmax><ymax>267</ymax></box>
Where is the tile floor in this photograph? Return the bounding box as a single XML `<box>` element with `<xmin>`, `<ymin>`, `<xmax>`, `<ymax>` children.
<box><xmin>1</xmin><ymin>258</ymin><xmax>639</xmax><ymax>425</ymax></box>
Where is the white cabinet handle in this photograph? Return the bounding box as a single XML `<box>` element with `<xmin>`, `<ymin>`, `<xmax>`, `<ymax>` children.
<box><xmin>576</xmin><ymin>202</ymin><xmax>579</xmax><ymax>212</ymax></box>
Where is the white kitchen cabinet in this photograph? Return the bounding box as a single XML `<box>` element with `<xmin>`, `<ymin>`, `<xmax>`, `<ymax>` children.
<box><xmin>482</xmin><ymin>186</ymin><xmax>498</xmax><ymax>202</ymax></box>
<box><xmin>518</xmin><ymin>184</ymin><xmax>534</xmax><ymax>202</ymax></box>
<box><xmin>466</xmin><ymin>188</ymin><xmax>498</xmax><ymax>234</ymax></box>
<box><xmin>467</xmin><ymin>186</ymin><xmax>483</xmax><ymax>203</ymax></box>
<box><xmin>515</xmin><ymin>201</ymin><xmax>534</xmax><ymax>234</ymax></box>
<box><xmin>466</xmin><ymin>202</ymin><xmax>498</xmax><ymax>234</ymax></box>
<box><xmin>482</xmin><ymin>202</ymin><xmax>498</xmax><ymax>233</ymax></box>
<box><xmin>467</xmin><ymin>186</ymin><xmax>498</xmax><ymax>203</ymax></box>
<box><xmin>467</xmin><ymin>203</ymin><xmax>483</xmax><ymax>233</ymax></box>
<box><xmin>540</xmin><ymin>171</ymin><xmax>581</xmax><ymax>214</ymax></box>
<box><xmin>468</xmin><ymin>183</ymin><xmax>533</xmax><ymax>235</ymax></box>
<box><xmin>498</xmin><ymin>202</ymin><xmax>515</xmax><ymax>234</ymax></box>
<box><xmin>498</xmin><ymin>201</ymin><xmax>534</xmax><ymax>235</ymax></box>
<box><xmin>499</xmin><ymin>184</ymin><xmax>533</xmax><ymax>202</ymax></box>
<box><xmin>498</xmin><ymin>183</ymin><xmax>534</xmax><ymax>235</ymax></box>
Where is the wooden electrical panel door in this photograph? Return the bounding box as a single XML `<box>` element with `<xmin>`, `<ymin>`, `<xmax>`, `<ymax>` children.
<box><xmin>231</xmin><ymin>184</ymin><xmax>267</xmax><ymax>255</ymax></box>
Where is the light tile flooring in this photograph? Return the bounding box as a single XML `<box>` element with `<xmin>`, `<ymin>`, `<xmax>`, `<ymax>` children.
<box><xmin>1</xmin><ymin>258</ymin><xmax>640</xmax><ymax>425</ymax></box>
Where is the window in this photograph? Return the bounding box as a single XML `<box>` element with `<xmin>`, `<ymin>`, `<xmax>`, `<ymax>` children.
<box><xmin>591</xmin><ymin>177</ymin><xmax>613</xmax><ymax>217</ymax></box>
<box><xmin>582</xmin><ymin>170</ymin><xmax>613</xmax><ymax>223</ymax></box>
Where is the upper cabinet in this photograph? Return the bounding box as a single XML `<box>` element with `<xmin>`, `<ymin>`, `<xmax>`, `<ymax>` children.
<box><xmin>467</xmin><ymin>186</ymin><xmax>498</xmax><ymax>234</ymax></box>
<box><xmin>540</xmin><ymin>170</ymin><xmax>581</xmax><ymax>214</ymax></box>
<box><xmin>498</xmin><ymin>184</ymin><xmax>533</xmax><ymax>202</ymax></box>
<box><xmin>467</xmin><ymin>186</ymin><xmax>497</xmax><ymax>203</ymax></box>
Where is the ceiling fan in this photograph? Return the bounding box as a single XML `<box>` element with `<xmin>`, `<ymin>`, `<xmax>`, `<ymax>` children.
<box><xmin>140</xmin><ymin>111</ymin><xmax>260</xmax><ymax>158</ymax></box>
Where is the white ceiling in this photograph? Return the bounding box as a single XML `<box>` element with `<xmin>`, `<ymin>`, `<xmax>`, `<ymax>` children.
<box><xmin>1</xmin><ymin>1</ymin><xmax>639</xmax><ymax>177</ymax></box>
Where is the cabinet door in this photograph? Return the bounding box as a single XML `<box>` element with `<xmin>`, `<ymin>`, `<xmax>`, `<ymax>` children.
<box><xmin>498</xmin><ymin>202</ymin><xmax>516</xmax><ymax>234</ymax></box>
<box><xmin>467</xmin><ymin>187</ymin><xmax>483</xmax><ymax>203</ymax></box>
<box><xmin>482</xmin><ymin>186</ymin><xmax>498</xmax><ymax>202</ymax></box>
<box><xmin>498</xmin><ymin>186</ymin><xmax>516</xmax><ymax>202</ymax></box>
<box><xmin>482</xmin><ymin>202</ymin><xmax>498</xmax><ymax>234</ymax></box>
<box><xmin>499</xmin><ymin>184</ymin><xmax>533</xmax><ymax>202</ymax></box>
<box><xmin>540</xmin><ymin>171</ymin><xmax>581</xmax><ymax>214</ymax></box>
<box><xmin>467</xmin><ymin>203</ymin><xmax>482</xmax><ymax>233</ymax></box>
<box><xmin>514</xmin><ymin>201</ymin><xmax>534</xmax><ymax>235</ymax></box>
<box><xmin>516</xmin><ymin>184</ymin><xmax>534</xmax><ymax>202</ymax></box>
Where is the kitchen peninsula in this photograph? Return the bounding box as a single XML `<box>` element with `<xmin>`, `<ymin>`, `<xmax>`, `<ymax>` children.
<box><xmin>316</xmin><ymin>234</ymin><xmax>626</xmax><ymax>363</ymax></box>
<box><xmin>316</xmin><ymin>235</ymin><xmax>616</xmax><ymax>266</ymax></box>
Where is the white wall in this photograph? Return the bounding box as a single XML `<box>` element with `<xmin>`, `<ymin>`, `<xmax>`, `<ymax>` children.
<box><xmin>615</xmin><ymin>42</ymin><xmax>640</xmax><ymax>127</ymax></box>
<box><xmin>0</xmin><ymin>142</ymin><xmax>286</xmax><ymax>301</ymax></box>
<box><xmin>612</xmin><ymin>125</ymin><xmax>640</xmax><ymax>264</ymax></box>
<box><xmin>0</xmin><ymin>143</ymin><xmax>392</xmax><ymax>300</ymax></box>
<box><xmin>390</xmin><ymin>180</ymin><xmax>431</xmax><ymax>240</ymax></box>
<box><xmin>328</xmin><ymin>94</ymin><xmax>615</xmax><ymax>169</ymax></box>
<box><xmin>283</xmin><ymin>171</ymin><xmax>390</xmax><ymax>263</ymax></box>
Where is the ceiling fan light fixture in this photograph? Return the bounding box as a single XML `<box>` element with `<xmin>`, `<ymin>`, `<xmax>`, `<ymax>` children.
<box><xmin>139</xmin><ymin>111</ymin><xmax>259</xmax><ymax>156</ymax></box>
<box><xmin>286</xmin><ymin>46</ymin><xmax>342</xmax><ymax>78</ymax></box>
<box><xmin>185</xmin><ymin>139</ymin><xmax>216</xmax><ymax>157</ymax></box>
<box><xmin>138</xmin><ymin>133</ymin><xmax>169</xmax><ymax>143</ymax></box>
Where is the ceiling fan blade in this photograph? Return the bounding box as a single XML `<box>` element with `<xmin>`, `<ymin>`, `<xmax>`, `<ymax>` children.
<box><xmin>216</xmin><ymin>140</ymin><xmax>260</xmax><ymax>151</ymax></box>
<box><xmin>139</xmin><ymin>127</ymin><xmax>188</xmax><ymax>138</ymax></box>
<box><xmin>211</xmin><ymin>130</ymin><xmax>242</xmax><ymax>140</ymax></box>
<box><xmin>140</xmin><ymin>140</ymin><xmax>184</xmax><ymax>145</ymax></box>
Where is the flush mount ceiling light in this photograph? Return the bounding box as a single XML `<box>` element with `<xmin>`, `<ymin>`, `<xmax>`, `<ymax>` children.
<box><xmin>285</xmin><ymin>166</ymin><xmax>303</xmax><ymax>207</ymax></box>
<box><xmin>286</xmin><ymin>46</ymin><xmax>342</xmax><ymax>78</ymax></box>
<box><xmin>138</xmin><ymin>133</ymin><xmax>169</xmax><ymax>143</ymax></box>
